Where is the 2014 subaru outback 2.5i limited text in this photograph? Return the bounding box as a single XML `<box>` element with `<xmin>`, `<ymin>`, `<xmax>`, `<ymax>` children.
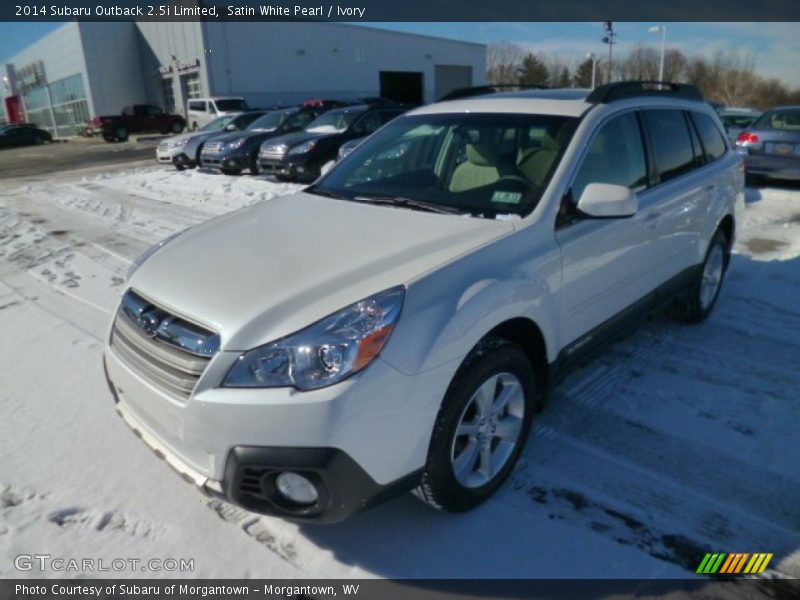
<box><xmin>104</xmin><ymin>82</ymin><xmax>744</xmax><ymax>522</ymax></box>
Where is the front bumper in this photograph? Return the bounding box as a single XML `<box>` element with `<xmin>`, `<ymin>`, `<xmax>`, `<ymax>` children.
<box><xmin>200</xmin><ymin>150</ymin><xmax>248</xmax><ymax>171</ymax></box>
<box><xmin>103</xmin><ymin>344</ymin><xmax>431</xmax><ymax>521</ymax></box>
<box><xmin>156</xmin><ymin>147</ymin><xmax>185</xmax><ymax>165</ymax></box>
<box><xmin>258</xmin><ymin>154</ymin><xmax>318</xmax><ymax>180</ymax></box>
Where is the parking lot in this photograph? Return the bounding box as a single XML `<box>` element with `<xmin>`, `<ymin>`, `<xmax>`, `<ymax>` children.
<box><xmin>1</xmin><ymin>144</ymin><xmax>799</xmax><ymax>581</ymax></box>
<box><xmin>0</xmin><ymin>137</ymin><xmax>160</xmax><ymax>180</ymax></box>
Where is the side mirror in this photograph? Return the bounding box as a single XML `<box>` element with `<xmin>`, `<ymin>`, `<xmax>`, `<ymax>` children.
<box><xmin>576</xmin><ymin>183</ymin><xmax>637</xmax><ymax>218</ymax></box>
<box><xmin>224</xmin><ymin>124</ymin><xmax>237</xmax><ymax>131</ymax></box>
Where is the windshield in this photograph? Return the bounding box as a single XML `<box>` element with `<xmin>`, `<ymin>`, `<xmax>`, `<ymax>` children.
<box><xmin>754</xmin><ymin>109</ymin><xmax>800</xmax><ymax>131</ymax></box>
<box><xmin>306</xmin><ymin>110</ymin><xmax>362</xmax><ymax>134</ymax></box>
<box><xmin>310</xmin><ymin>113</ymin><xmax>577</xmax><ymax>219</ymax></box>
<box><xmin>247</xmin><ymin>110</ymin><xmax>292</xmax><ymax>131</ymax></box>
<box><xmin>215</xmin><ymin>99</ymin><xmax>248</xmax><ymax>112</ymax></box>
<box><xmin>201</xmin><ymin>116</ymin><xmax>236</xmax><ymax>132</ymax></box>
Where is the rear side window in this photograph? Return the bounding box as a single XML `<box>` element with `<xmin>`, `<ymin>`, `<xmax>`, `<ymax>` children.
<box><xmin>691</xmin><ymin>112</ymin><xmax>727</xmax><ymax>163</ymax></box>
<box><xmin>643</xmin><ymin>110</ymin><xmax>695</xmax><ymax>184</ymax></box>
<box><xmin>755</xmin><ymin>109</ymin><xmax>800</xmax><ymax>131</ymax></box>
<box><xmin>571</xmin><ymin>112</ymin><xmax>648</xmax><ymax>201</ymax></box>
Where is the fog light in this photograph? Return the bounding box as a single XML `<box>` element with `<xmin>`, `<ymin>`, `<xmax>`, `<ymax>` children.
<box><xmin>275</xmin><ymin>472</ymin><xmax>318</xmax><ymax>506</ymax></box>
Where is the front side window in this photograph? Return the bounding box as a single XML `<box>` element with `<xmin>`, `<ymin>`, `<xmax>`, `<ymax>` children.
<box><xmin>691</xmin><ymin>112</ymin><xmax>728</xmax><ymax>163</ymax></box>
<box><xmin>644</xmin><ymin>109</ymin><xmax>695</xmax><ymax>184</ymax></box>
<box><xmin>310</xmin><ymin>113</ymin><xmax>577</xmax><ymax>219</ymax></box>
<box><xmin>188</xmin><ymin>101</ymin><xmax>206</xmax><ymax>112</ymax></box>
<box><xmin>285</xmin><ymin>112</ymin><xmax>315</xmax><ymax>130</ymax></box>
<box><xmin>571</xmin><ymin>111</ymin><xmax>648</xmax><ymax>202</ymax></box>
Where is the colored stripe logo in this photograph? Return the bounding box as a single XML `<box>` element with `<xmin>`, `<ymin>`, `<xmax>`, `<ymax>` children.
<box><xmin>696</xmin><ymin>553</ymin><xmax>773</xmax><ymax>574</ymax></box>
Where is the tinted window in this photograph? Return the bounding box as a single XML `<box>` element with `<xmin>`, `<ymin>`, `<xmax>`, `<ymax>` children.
<box><xmin>692</xmin><ymin>112</ymin><xmax>727</xmax><ymax>163</ymax></box>
<box><xmin>285</xmin><ymin>112</ymin><xmax>315</xmax><ymax>130</ymax></box>
<box><xmin>572</xmin><ymin>112</ymin><xmax>648</xmax><ymax>201</ymax></box>
<box><xmin>352</xmin><ymin>112</ymin><xmax>382</xmax><ymax>135</ymax></box>
<box><xmin>644</xmin><ymin>110</ymin><xmax>695</xmax><ymax>183</ymax></box>
<box><xmin>214</xmin><ymin>99</ymin><xmax>248</xmax><ymax>112</ymax></box>
<box><xmin>237</xmin><ymin>112</ymin><xmax>265</xmax><ymax>128</ymax></box>
<box><xmin>188</xmin><ymin>101</ymin><xmax>206</xmax><ymax>112</ymax></box>
<box><xmin>686</xmin><ymin>113</ymin><xmax>705</xmax><ymax>167</ymax></box>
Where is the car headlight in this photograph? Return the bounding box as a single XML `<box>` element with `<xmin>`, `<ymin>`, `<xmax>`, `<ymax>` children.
<box><xmin>126</xmin><ymin>230</ymin><xmax>186</xmax><ymax>281</ymax></box>
<box><xmin>225</xmin><ymin>139</ymin><xmax>246</xmax><ymax>149</ymax></box>
<box><xmin>223</xmin><ymin>286</ymin><xmax>405</xmax><ymax>390</ymax></box>
<box><xmin>170</xmin><ymin>139</ymin><xmax>188</xmax><ymax>148</ymax></box>
<box><xmin>287</xmin><ymin>140</ymin><xmax>317</xmax><ymax>155</ymax></box>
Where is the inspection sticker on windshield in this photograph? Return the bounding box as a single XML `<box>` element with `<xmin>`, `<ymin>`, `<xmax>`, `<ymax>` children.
<box><xmin>491</xmin><ymin>191</ymin><xmax>523</xmax><ymax>205</ymax></box>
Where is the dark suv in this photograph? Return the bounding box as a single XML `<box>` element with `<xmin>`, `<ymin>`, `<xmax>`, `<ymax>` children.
<box><xmin>199</xmin><ymin>107</ymin><xmax>326</xmax><ymax>175</ymax></box>
<box><xmin>257</xmin><ymin>106</ymin><xmax>406</xmax><ymax>181</ymax></box>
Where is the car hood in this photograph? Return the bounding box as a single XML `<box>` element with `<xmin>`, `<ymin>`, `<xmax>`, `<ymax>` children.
<box><xmin>129</xmin><ymin>191</ymin><xmax>514</xmax><ymax>351</ymax></box>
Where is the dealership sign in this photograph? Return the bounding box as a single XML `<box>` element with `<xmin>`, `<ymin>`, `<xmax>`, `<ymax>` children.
<box><xmin>16</xmin><ymin>61</ymin><xmax>46</xmax><ymax>93</ymax></box>
<box><xmin>158</xmin><ymin>59</ymin><xmax>200</xmax><ymax>75</ymax></box>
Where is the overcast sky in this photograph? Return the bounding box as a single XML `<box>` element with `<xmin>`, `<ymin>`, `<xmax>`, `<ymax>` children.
<box><xmin>1</xmin><ymin>22</ymin><xmax>798</xmax><ymax>87</ymax></box>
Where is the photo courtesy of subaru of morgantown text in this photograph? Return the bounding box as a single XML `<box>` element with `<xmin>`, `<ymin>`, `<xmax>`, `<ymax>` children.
<box><xmin>1</xmin><ymin>12</ymin><xmax>800</xmax><ymax>587</ymax></box>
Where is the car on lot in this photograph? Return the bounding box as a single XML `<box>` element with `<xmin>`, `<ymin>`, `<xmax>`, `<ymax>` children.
<box><xmin>718</xmin><ymin>108</ymin><xmax>762</xmax><ymax>143</ymax></box>
<box><xmin>257</xmin><ymin>105</ymin><xmax>405</xmax><ymax>181</ymax></box>
<box><xmin>199</xmin><ymin>107</ymin><xmax>326</xmax><ymax>175</ymax></box>
<box><xmin>735</xmin><ymin>106</ymin><xmax>800</xmax><ymax>182</ymax></box>
<box><xmin>156</xmin><ymin>111</ymin><xmax>266</xmax><ymax>170</ymax></box>
<box><xmin>105</xmin><ymin>81</ymin><xmax>742</xmax><ymax>522</ymax></box>
<box><xmin>87</xmin><ymin>105</ymin><xmax>186</xmax><ymax>142</ymax></box>
<box><xmin>0</xmin><ymin>123</ymin><xmax>52</xmax><ymax>148</ymax></box>
<box><xmin>187</xmin><ymin>97</ymin><xmax>250</xmax><ymax>131</ymax></box>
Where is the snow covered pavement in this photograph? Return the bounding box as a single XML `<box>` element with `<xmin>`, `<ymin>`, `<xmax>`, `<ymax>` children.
<box><xmin>1</xmin><ymin>166</ymin><xmax>799</xmax><ymax>580</ymax></box>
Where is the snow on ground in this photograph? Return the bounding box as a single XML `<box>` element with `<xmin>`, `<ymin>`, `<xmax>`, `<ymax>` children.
<box><xmin>1</xmin><ymin>165</ymin><xmax>799</xmax><ymax>581</ymax></box>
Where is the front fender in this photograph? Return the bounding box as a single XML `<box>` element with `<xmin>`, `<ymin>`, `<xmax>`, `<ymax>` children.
<box><xmin>381</xmin><ymin>233</ymin><xmax>560</xmax><ymax>377</ymax></box>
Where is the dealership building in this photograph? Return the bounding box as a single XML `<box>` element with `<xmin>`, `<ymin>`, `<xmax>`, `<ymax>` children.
<box><xmin>1</xmin><ymin>21</ymin><xmax>485</xmax><ymax>136</ymax></box>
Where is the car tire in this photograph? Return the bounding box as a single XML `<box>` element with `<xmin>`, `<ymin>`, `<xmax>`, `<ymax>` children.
<box><xmin>415</xmin><ymin>337</ymin><xmax>537</xmax><ymax>512</ymax></box>
<box><xmin>34</xmin><ymin>136</ymin><xmax>45</xmax><ymax>145</ymax></box>
<box><xmin>102</xmin><ymin>132</ymin><xmax>115</xmax><ymax>142</ymax></box>
<box><xmin>115</xmin><ymin>127</ymin><xmax>129</xmax><ymax>142</ymax></box>
<box><xmin>171</xmin><ymin>122</ymin><xmax>184</xmax><ymax>134</ymax></box>
<box><xmin>221</xmin><ymin>167</ymin><xmax>241</xmax><ymax>176</ymax></box>
<box><xmin>192</xmin><ymin>122</ymin><xmax>199</xmax><ymax>131</ymax></box>
<box><xmin>174</xmin><ymin>164</ymin><xmax>186</xmax><ymax>171</ymax></box>
<box><xmin>672</xmin><ymin>229</ymin><xmax>729</xmax><ymax>323</ymax></box>
<box><xmin>274</xmin><ymin>174</ymin><xmax>293</xmax><ymax>182</ymax></box>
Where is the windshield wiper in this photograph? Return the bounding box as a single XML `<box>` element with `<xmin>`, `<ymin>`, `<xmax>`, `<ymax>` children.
<box><xmin>305</xmin><ymin>186</ymin><xmax>351</xmax><ymax>200</ymax></box>
<box><xmin>353</xmin><ymin>194</ymin><xmax>468</xmax><ymax>215</ymax></box>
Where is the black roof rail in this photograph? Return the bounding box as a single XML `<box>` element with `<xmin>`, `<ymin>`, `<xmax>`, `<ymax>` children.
<box><xmin>586</xmin><ymin>81</ymin><xmax>704</xmax><ymax>104</ymax></box>
<box><xmin>438</xmin><ymin>84</ymin><xmax>550</xmax><ymax>102</ymax></box>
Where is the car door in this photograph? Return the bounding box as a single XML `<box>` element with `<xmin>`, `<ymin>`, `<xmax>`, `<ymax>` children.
<box><xmin>639</xmin><ymin>109</ymin><xmax>707</xmax><ymax>285</ymax></box>
<box><xmin>555</xmin><ymin>110</ymin><xmax>657</xmax><ymax>349</ymax></box>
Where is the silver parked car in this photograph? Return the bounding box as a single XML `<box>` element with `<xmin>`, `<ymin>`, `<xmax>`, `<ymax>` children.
<box><xmin>735</xmin><ymin>106</ymin><xmax>800</xmax><ymax>182</ymax></box>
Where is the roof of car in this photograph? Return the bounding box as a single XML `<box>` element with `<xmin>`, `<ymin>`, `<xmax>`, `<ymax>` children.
<box><xmin>720</xmin><ymin>108</ymin><xmax>762</xmax><ymax>115</ymax></box>
<box><xmin>414</xmin><ymin>82</ymin><xmax>708</xmax><ymax>118</ymax></box>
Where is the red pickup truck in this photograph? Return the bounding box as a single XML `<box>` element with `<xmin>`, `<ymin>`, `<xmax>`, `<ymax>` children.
<box><xmin>86</xmin><ymin>104</ymin><xmax>186</xmax><ymax>142</ymax></box>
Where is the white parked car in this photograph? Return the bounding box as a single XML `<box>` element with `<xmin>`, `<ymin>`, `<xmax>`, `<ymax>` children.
<box><xmin>105</xmin><ymin>82</ymin><xmax>743</xmax><ymax>521</ymax></box>
<box><xmin>186</xmin><ymin>97</ymin><xmax>249</xmax><ymax>131</ymax></box>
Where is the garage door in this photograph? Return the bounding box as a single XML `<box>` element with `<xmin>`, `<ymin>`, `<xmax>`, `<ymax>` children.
<box><xmin>435</xmin><ymin>65</ymin><xmax>473</xmax><ymax>101</ymax></box>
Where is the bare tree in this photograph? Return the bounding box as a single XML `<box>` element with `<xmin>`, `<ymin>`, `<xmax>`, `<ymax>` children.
<box><xmin>487</xmin><ymin>43</ymin><xmax>526</xmax><ymax>84</ymax></box>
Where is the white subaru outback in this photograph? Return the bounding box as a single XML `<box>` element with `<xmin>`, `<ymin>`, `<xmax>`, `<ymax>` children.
<box><xmin>104</xmin><ymin>82</ymin><xmax>744</xmax><ymax>521</ymax></box>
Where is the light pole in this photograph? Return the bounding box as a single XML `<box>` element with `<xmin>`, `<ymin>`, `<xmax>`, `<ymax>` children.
<box><xmin>602</xmin><ymin>22</ymin><xmax>617</xmax><ymax>84</ymax></box>
<box><xmin>648</xmin><ymin>25</ymin><xmax>667</xmax><ymax>82</ymax></box>
<box><xmin>586</xmin><ymin>53</ymin><xmax>597</xmax><ymax>89</ymax></box>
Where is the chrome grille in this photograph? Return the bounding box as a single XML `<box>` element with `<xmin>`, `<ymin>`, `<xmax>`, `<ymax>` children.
<box><xmin>259</xmin><ymin>143</ymin><xmax>287</xmax><ymax>158</ymax></box>
<box><xmin>111</xmin><ymin>290</ymin><xmax>219</xmax><ymax>400</ymax></box>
